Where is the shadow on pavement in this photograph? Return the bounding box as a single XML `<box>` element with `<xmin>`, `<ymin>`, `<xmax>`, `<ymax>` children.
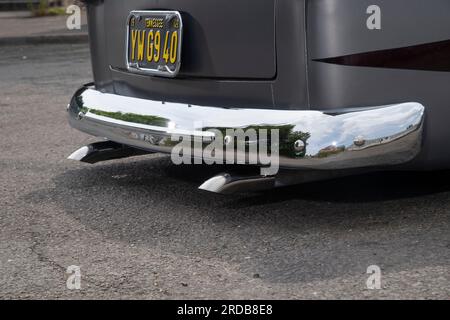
<box><xmin>23</xmin><ymin>155</ymin><xmax>450</xmax><ymax>283</ymax></box>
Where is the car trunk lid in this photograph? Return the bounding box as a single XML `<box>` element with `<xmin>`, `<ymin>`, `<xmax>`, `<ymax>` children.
<box><xmin>103</xmin><ymin>0</ymin><xmax>276</xmax><ymax>79</ymax></box>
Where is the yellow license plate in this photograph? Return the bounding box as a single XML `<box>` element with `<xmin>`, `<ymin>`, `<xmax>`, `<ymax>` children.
<box><xmin>126</xmin><ymin>10</ymin><xmax>183</xmax><ymax>78</ymax></box>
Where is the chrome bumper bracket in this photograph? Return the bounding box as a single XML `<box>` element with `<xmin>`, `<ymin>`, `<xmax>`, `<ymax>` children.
<box><xmin>68</xmin><ymin>141</ymin><xmax>151</xmax><ymax>164</ymax></box>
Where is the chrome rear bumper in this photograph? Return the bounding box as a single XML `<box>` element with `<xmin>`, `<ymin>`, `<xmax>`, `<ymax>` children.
<box><xmin>68</xmin><ymin>85</ymin><xmax>425</xmax><ymax>170</ymax></box>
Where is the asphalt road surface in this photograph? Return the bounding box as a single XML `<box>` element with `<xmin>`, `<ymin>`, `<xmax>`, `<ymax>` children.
<box><xmin>0</xmin><ymin>43</ymin><xmax>449</xmax><ymax>299</ymax></box>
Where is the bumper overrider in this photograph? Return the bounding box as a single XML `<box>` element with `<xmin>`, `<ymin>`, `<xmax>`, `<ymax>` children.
<box><xmin>68</xmin><ymin>84</ymin><xmax>425</xmax><ymax>178</ymax></box>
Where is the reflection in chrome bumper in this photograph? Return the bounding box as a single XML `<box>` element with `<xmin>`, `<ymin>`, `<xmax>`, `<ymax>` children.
<box><xmin>68</xmin><ymin>85</ymin><xmax>425</xmax><ymax>170</ymax></box>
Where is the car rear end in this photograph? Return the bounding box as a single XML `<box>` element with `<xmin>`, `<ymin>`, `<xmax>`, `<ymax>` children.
<box><xmin>68</xmin><ymin>0</ymin><xmax>433</xmax><ymax>193</ymax></box>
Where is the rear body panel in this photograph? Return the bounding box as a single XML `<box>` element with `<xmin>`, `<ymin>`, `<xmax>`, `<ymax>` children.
<box><xmin>307</xmin><ymin>0</ymin><xmax>450</xmax><ymax>169</ymax></box>
<box><xmin>88</xmin><ymin>0</ymin><xmax>309</xmax><ymax>109</ymax></box>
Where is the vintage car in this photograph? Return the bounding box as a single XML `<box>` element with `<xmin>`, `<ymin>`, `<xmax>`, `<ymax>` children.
<box><xmin>68</xmin><ymin>0</ymin><xmax>450</xmax><ymax>193</ymax></box>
